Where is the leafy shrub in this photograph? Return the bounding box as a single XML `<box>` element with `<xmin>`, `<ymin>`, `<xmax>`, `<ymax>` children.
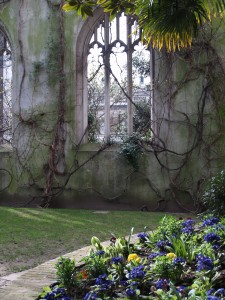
<box><xmin>148</xmin><ymin>215</ymin><xmax>182</xmax><ymax>244</ymax></box>
<box><xmin>56</xmin><ymin>257</ymin><xmax>77</xmax><ymax>296</ymax></box>
<box><xmin>201</xmin><ymin>170</ymin><xmax>225</xmax><ymax>216</ymax></box>
<box><xmin>119</xmin><ymin>135</ymin><xmax>143</xmax><ymax>170</ymax></box>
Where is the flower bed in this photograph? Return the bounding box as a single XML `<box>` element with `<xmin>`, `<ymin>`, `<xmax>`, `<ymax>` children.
<box><xmin>39</xmin><ymin>215</ymin><xmax>225</xmax><ymax>299</ymax></box>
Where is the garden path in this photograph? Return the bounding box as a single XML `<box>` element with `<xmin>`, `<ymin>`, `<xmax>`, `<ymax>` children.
<box><xmin>0</xmin><ymin>236</ymin><xmax>138</xmax><ymax>300</ymax></box>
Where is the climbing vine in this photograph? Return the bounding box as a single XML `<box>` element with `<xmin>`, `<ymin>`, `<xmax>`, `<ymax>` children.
<box><xmin>1</xmin><ymin>1</ymin><xmax>225</xmax><ymax>213</ymax></box>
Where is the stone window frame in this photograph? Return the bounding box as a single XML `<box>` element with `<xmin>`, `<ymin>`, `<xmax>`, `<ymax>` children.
<box><xmin>76</xmin><ymin>8</ymin><xmax>155</xmax><ymax>144</ymax></box>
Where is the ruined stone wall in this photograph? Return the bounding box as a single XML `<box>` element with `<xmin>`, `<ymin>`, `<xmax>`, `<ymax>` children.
<box><xmin>0</xmin><ymin>0</ymin><xmax>225</xmax><ymax>212</ymax></box>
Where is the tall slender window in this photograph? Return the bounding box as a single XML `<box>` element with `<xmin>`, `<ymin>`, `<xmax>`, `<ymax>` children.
<box><xmin>0</xmin><ymin>31</ymin><xmax>12</xmax><ymax>145</ymax></box>
<box><xmin>87</xmin><ymin>13</ymin><xmax>152</xmax><ymax>142</ymax></box>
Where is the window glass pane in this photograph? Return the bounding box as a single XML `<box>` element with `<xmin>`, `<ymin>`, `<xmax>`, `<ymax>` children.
<box><xmin>0</xmin><ymin>37</ymin><xmax>12</xmax><ymax>145</ymax></box>
<box><xmin>110</xmin><ymin>46</ymin><xmax>127</xmax><ymax>140</ymax></box>
<box><xmin>133</xmin><ymin>43</ymin><xmax>151</xmax><ymax>138</ymax></box>
<box><xmin>88</xmin><ymin>44</ymin><xmax>104</xmax><ymax>142</ymax></box>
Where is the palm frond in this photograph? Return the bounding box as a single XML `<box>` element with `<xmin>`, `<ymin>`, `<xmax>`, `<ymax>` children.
<box><xmin>136</xmin><ymin>0</ymin><xmax>225</xmax><ymax>51</ymax></box>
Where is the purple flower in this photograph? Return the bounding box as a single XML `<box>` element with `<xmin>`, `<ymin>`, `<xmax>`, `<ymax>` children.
<box><xmin>126</xmin><ymin>288</ymin><xmax>137</xmax><ymax>297</ymax></box>
<box><xmin>196</xmin><ymin>254</ymin><xmax>213</xmax><ymax>271</ymax></box>
<box><xmin>148</xmin><ymin>252</ymin><xmax>166</xmax><ymax>259</ymax></box>
<box><xmin>204</xmin><ymin>233</ymin><xmax>220</xmax><ymax>244</ymax></box>
<box><xmin>182</xmin><ymin>219</ymin><xmax>195</xmax><ymax>227</ymax></box>
<box><xmin>207</xmin><ymin>297</ymin><xmax>219</xmax><ymax>300</ymax></box>
<box><xmin>173</xmin><ymin>257</ymin><xmax>186</xmax><ymax>265</ymax></box>
<box><xmin>155</xmin><ymin>278</ymin><xmax>170</xmax><ymax>290</ymax></box>
<box><xmin>95</xmin><ymin>274</ymin><xmax>114</xmax><ymax>293</ymax></box>
<box><xmin>55</xmin><ymin>287</ymin><xmax>66</xmax><ymax>296</ymax></box>
<box><xmin>120</xmin><ymin>279</ymin><xmax>128</xmax><ymax>287</ymax></box>
<box><xmin>95</xmin><ymin>274</ymin><xmax>107</xmax><ymax>283</ymax></box>
<box><xmin>156</xmin><ymin>240</ymin><xmax>172</xmax><ymax>251</ymax></box>
<box><xmin>207</xmin><ymin>288</ymin><xmax>215</xmax><ymax>296</ymax></box>
<box><xmin>137</xmin><ymin>232</ymin><xmax>148</xmax><ymax>242</ymax></box>
<box><xmin>212</xmin><ymin>244</ymin><xmax>220</xmax><ymax>251</ymax></box>
<box><xmin>202</xmin><ymin>217</ymin><xmax>219</xmax><ymax>227</ymax></box>
<box><xmin>84</xmin><ymin>292</ymin><xmax>98</xmax><ymax>300</ymax></box>
<box><xmin>111</xmin><ymin>256</ymin><xmax>123</xmax><ymax>264</ymax></box>
<box><xmin>95</xmin><ymin>250</ymin><xmax>105</xmax><ymax>256</ymax></box>
<box><xmin>215</xmin><ymin>288</ymin><xmax>225</xmax><ymax>296</ymax></box>
<box><xmin>181</xmin><ymin>219</ymin><xmax>195</xmax><ymax>235</ymax></box>
<box><xmin>176</xmin><ymin>285</ymin><xmax>186</xmax><ymax>293</ymax></box>
<box><xmin>129</xmin><ymin>265</ymin><xmax>146</xmax><ymax>279</ymax></box>
<box><xmin>182</xmin><ymin>226</ymin><xmax>194</xmax><ymax>234</ymax></box>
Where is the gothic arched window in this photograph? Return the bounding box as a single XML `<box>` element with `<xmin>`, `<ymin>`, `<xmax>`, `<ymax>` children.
<box><xmin>0</xmin><ymin>30</ymin><xmax>12</xmax><ymax>145</ymax></box>
<box><xmin>76</xmin><ymin>10</ymin><xmax>154</xmax><ymax>143</ymax></box>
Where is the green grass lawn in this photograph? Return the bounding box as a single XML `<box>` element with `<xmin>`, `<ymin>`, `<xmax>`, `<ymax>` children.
<box><xmin>0</xmin><ymin>207</ymin><xmax>191</xmax><ymax>275</ymax></box>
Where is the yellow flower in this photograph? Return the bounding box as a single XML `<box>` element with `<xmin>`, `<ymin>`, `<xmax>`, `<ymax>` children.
<box><xmin>127</xmin><ymin>253</ymin><xmax>141</xmax><ymax>263</ymax></box>
<box><xmin>166</xmin><ymin>253</ymin><xmax>177</xmax><ymax>259</ymax></box>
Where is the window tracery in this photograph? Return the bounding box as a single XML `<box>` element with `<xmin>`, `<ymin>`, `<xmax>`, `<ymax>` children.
<box><xmin>76</xmin><ymin>10</ymin><xmax>154</xmax><ymax>143</ymax></box>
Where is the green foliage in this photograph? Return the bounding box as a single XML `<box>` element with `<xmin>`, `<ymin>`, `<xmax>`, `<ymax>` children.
<box><xmin>56</xmin><ymin>257</ymin><xmax>77</xmax><ymax>295</ymax></box>
<box><xmin>188</xmin><ymin>277</ymin><xmax>212</xmax><ymax>299</ymax></box>
<box><xmin>82</xmin><ymin>250</ymin><xmax>108</xmax><ymax>278</ymax></box>
<box><xmin>133</xmin><ymin>101</ymin><xmax>151</xmax><ymax>138</ymax></box>
<box><xmin>148</xmin><ymin>215</ymin><xmax>182</xmax><ymax>244</ymax></box>
<box><xmin>151</xmin><ymin>255</ymin><xmax>174</xmax><ymax>280</ymax></box>
<box><xmin>88</xmin><ymin>110</ymin><xmax>101</xmax><ymax>142</ymax></box>
<box><xmin>201</xmin><ymin>170</ymin><xmax>225</xmax><ymax>216</ymax></box>
<box><xmin>63</xmin><ymin>0</ymin><xmax>225</xmax><ymax>52</ymax></box>
<box><xmin>119</xmin><ymin>135</ymin><xmax>143</xmax><ymax>171</ymax></box>
<box><xmin>41</xmin><ymin>215</ymin><xmax>225</xmax><ymax>299</ymax></box>
<box><xmin>63</xmin><ymin>0</ymin><xmax>96</xmax><ymax>17</ymax></box>
<box><xmin>168</xmin><ymin>236</ymin><xmax>197</xmax><ymax>262</ymax></box>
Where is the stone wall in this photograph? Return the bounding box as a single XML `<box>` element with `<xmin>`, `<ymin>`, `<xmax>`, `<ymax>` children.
<box><xmin>0</xmin><ymin>0</ymin><xmax>225</xmax><ymax>211</ymax></box>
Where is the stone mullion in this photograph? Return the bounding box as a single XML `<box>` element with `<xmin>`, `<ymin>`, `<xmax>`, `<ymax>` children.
<box><xmin>127</xmin><ymin>17</ymin><xmax>133</xmax><ymax>136</ymax></box>
<box><xmin>0</xmin><ymin>34</ymin><xmax>5</xmax><ymax>144</ymax></box>
<box><xmin>104</xmin><ymin>14</ymin><xmax>110</xmax><ymax>141</ymax></box>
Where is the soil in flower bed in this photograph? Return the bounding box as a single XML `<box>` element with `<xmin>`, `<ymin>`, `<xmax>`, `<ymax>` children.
<box><xmin>38</xmin><ymin>215</ymin><xmax>225</xmax><ymax>299</ymax></box>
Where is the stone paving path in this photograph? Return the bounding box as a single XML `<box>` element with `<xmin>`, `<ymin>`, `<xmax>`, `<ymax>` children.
<box><xmin>0</xmin><ymin>236</ymin><xmax>137</xmax><ymax>300</ymax></box>
<box><xmin>0</xmin><ymin>244</ymin><xmax>95</xmax><ymax>300</ymax></box>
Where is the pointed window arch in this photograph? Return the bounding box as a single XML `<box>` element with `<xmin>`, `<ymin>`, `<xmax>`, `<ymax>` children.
<box><xmin>76</xmin><ymin>9</ymin><xmax>154</xmax><ymax>143</ymax></box>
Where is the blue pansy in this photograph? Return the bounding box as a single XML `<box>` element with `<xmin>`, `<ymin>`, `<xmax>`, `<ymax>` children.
<box><xmin>156</xmin><ymin>240</ymin><xmax>172</xmax><ymax>251</ymax></box>
<box><xmin>95</xmin><ymin>250</ymin><xmax>105</xmax><ymax>256</ymax></box>
<box><xmin>215</xmin><ymin>288</ymin><xmax>225</xmax><ymax>296</ymax></box>
<box><xmin>176</xmin><ymin>285</ymin><xmax>186</xmax><ymax>293</ymax></box>
<box><xmin>129</xmin><ymin>265</ymin><xmax>146</xmax><ymax>279</ymax></box>
<box><xmin>202</xmin><ymin>217</ymin><xmax>219</xmax><ymax>227</ymax></box>
<box><xmin>95</xmin><ymin>274</ymin><xmax>108</xmax><ymax>285</ymax></box>
<box><xmin>196</xmin><ymin>254</ymin><xmax>213</xmax><ymax>271</ymax></box>
<box><xmin>173</xmin><ymin>257</ymin><xmax>186</xmax><ymax>265</ymax></box>
<box><xmin>120</xmin><ymin>279</ymin><xmax>128</xmax><ymax>286</ymax></box>
<box><xmin>137</xmin><ymin>232</ymin><xmax>148</xmax><ymax>242</ymax></box>
<box><xmin>204</xmin><ymin>233</ymin><xmax>220</xmax><ymax>244</ymax></box>
<box><xmin>207</xmin><ymin>288</ymin><xmax>215</xmax><ymax>296</ymax></box>
<box><xmin>148</xmin><ymin>252</ymin><xmax>166</xmax><ymax>259</ymax></box>
<box><xmin>156</xmin><ymin>278</ymin><xmax>170</xmax><ymax>290</ymax></box>
<box><xmin>181</xmin><ymin>219</ymin><xmax>195</xmax><ymax>234</ymax></box>
<box><xmin>126</xmin><ymin>288</ymin><xmax>137</xmax><ymax>297</ymax></box>
<box><xmin>111</xmin><ymin>256</ymin><xmax>123</xmax><ymax>264</ymax></box>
